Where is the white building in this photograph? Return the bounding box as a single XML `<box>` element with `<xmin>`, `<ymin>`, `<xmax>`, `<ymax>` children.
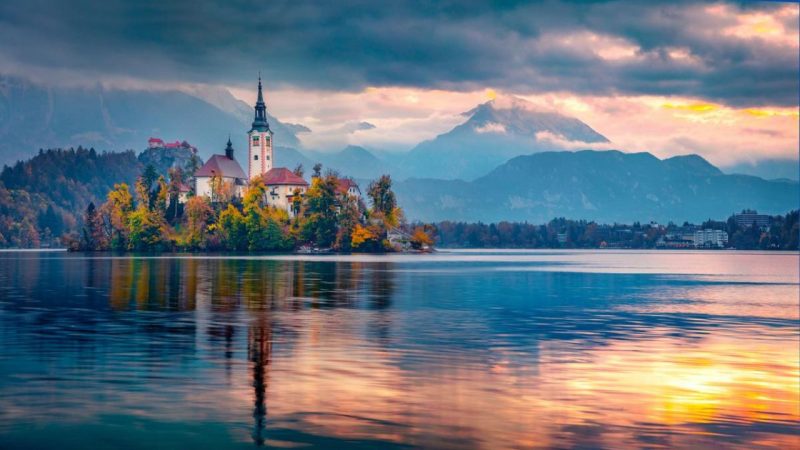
<box><xmin>194</xmin><ymin>139</ymin><xmax>247</xmax><ymax>201</ymax></box>
<box><xmin>336</xmin><ymin>178</ymin><xmax>361</xmax><ymax>199</ymax></box>
<box><xmin>693</xmin><ymin>229</ymin><xmax>728</xmax><ymax>248</ymax></box>
<box><xmin>262</xmin><ymin>168</ymin><xmax>309</xmax><ymax>215</ymax></box>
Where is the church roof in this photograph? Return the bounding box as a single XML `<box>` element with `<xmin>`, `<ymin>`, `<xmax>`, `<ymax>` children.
<box><xmin>196</xmin><ymin>154</ymin><xmax>247</xmax><ymax>180</ymax></box>
<box><xmin>262</xmin><ymin>167</ymin><xmax>308</xmax><ymax>186</ymax></box>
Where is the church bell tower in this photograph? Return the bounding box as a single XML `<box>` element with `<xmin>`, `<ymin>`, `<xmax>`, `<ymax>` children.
<box><xmin>248</xmin><ymin>75</ymin><xmax>274</xmax><ymax>179</ymax></box>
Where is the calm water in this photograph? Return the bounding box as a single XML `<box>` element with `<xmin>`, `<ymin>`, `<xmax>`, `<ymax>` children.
<box><xmin>0</xmin><ymin>250</ymin><xmax>797</xmax><ymax>449</ymax></box>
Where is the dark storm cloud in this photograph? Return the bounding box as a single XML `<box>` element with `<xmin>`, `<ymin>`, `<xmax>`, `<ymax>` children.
<box><xmin>0</xmin><ymin>0</ymin><xmax>796</xmax><ymax>106</ymax></box>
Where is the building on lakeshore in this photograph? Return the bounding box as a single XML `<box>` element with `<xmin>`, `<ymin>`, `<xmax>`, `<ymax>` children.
<box><xmin>733</xmin><ymin>210</ymin><xmax>770</xmax><ymax>229</ymax></box>
<box><xmin>194</xmin><ymin>138</ymin><xmax>247</xmax><ymax>200</ymax></box>
<box><xmin>656</xmin><ymin>233</ymin><xmax>695</xmax><ymax>249</ymax></box>
<box><xmin>693</xmin><ymin>229</ymin><xmax>728</xmax><ymax>248</ymax></box>
<box><xmin>262</xmin><ymin>167</ymin><xmax>309</xmax><ymax>215</ymax></box>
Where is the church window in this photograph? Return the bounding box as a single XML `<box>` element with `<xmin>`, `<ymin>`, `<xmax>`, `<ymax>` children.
<box><xmin>266</xmin><ymin>155</ymin><xmax>270</xmax><ymax>160</ymax></box>
<box><xmin>254</xmin><ymin>155</ymin><xmax>258</xmax><ymax>160</ymax></box>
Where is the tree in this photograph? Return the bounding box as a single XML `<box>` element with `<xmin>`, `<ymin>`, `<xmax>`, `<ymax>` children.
<box><xmin>101</xmin><ymin>183</ymin><xmax>134</xmax><ymax>250</ymax></box>
<box><xmin>81</xmin><ymin>202</ymin><xmax>106</xmax><ymax>251</ymax></box>
<box><xmin>166</xmin><ymin>167</ymin><xmax>185</xmax><ymax>221</ymax></box>
<box><xmin>351</xmin><ymin>224</ymin><xmax>379</xmax><ymax>251</ymax></box>
<box><xmin>126</xmin><ymin>207</ymin><xmax>164</xmax><ymax>251</ymax></box>
<box><xmin>312</xmin><ymin>163</ymin><xmax>322</xmax><ymax>178</ymax></box>
<box><xmin>367</xmin><ymin>174</ymin><xmax>402</xmax><ymax>228</ymax></box>
<box><xmin>301</xmin><ymin>174</ymin><xmax>339</xmax><ymax>248</ymax></box>
<box><xmin>217</xmin><ymin>204</ymin><xmax>247</xmax><ymax>251</ymax></box>
<box><xmin>367</xmin><ymin>175</ymin><xmax>396</xmax><ymax>217</ymax></box>
<box><xmin>293</xmin><ymin>164</ymin><xmax>304</xmax><ymax>178</ymax></box>
<box><xmin>410</xmin><ymin>226</ymin><xmax>434</xmax><ymax>250</ymax></box>
<box><xmin>210</xmin><ymin>174</ymin><xmax>234</xmax><ymax>204</ymax></box>
<box><xmin>181</xmin><ymin>196</ymin><xmax>213</xmax><ymax>249</ymax></box>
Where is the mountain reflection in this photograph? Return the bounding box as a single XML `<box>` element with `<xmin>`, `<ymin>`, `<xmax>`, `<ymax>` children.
<box><xmin>0</xmin><ymin>252</ymin><xmax>797</xmax><ymax>449</ymax></box>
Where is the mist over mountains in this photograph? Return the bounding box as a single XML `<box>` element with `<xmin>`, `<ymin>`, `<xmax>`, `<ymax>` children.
<box><xmin>0</xmin><ymin>75</ymin><xmax>300</xmax><ymax>166</ymax></box>
<box><xmin>0</xmin><ymin>75</ymin><xmax>796</xmax><ymax>223</ymax></box>
<box><xmin>399</xmin><ymin>96</ymin><xmax>610</xmax><ymax>180</ymax></box>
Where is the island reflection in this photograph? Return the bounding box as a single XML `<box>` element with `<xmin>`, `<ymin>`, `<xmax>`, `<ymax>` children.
<box><xmin>0</xmin><ymin>252</ymin><xmax>797</xmax><ymax>449</ymax></box>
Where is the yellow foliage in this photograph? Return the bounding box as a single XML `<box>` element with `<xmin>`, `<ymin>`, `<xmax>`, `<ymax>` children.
<box><xmin>351</xmin><ymin>224</ymin><xmax>377</xmax><ymax>248</ymax></box>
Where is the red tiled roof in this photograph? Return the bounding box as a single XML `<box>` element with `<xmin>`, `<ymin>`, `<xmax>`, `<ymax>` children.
<box><xmin>261</xmin><ymin>167</ymin><xmax>309</xmax><ymax>186</ymax></box>
<box><xmin>336</xmin><ymin>178</ymin><xmax>359</xmax><ymax>194</ymax></box>
<box><xmin>148</xmin><ymin>137</ymin><xmax>164</xmax><ymax>143</ymax></box>
<box><xmin>196</xmin><ymin>154</ymin><xmax>247</xmax><ymax>180</ymax></box>
<box><xmin>178</xmin><ymin>182</ymin><xmax>191</xmax><ymax>192</ymax></box>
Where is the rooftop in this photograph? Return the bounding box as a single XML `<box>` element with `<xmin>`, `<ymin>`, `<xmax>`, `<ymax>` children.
<box><xmin>262</xmin><ymin>167</ymin><xmax>308</xmax><ymax>186</ymax></box>
<box><xmin>196</xmin><ymin>154</ymin><xmax>247</xmax><ymax>180</ymax></box>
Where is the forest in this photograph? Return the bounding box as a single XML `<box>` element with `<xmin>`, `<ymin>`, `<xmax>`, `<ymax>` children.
<box><xmin>432</xmin><ymin>212</ymin><xmax>799</xmax><ymax>250</ymax></box>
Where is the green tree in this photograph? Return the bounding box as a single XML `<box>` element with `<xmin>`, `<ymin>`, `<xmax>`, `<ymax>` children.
<box><xmin>218</xmin><ymin>204</ymin><xmax>247</xmax><ymax>251</ymax></box>
<box><xmin>301</xmin><ymin>174</ymin><xmax>339</xmax><ymax>248</ymax></box>
<box><xmin>127</xmin><ymin>207</ymin><xmax>164</xmax><ymax>251</ymax></box>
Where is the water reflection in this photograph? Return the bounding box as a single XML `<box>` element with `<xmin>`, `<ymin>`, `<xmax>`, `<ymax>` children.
<box><xmin>0</xmin><ymin>251</ymin><xmax>797</xmax><ymax>449</ymax></box>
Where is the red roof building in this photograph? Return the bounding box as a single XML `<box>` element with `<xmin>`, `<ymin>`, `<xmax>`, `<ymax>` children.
<box><xmin>336</xmin><ymin>178</ymin><xmax>361</xmax><ymax>196</ymax></box>
<box><xmin>261</xmin><ymin>168</ymin><xmax>309</xmax><ymax>186</ymax></box>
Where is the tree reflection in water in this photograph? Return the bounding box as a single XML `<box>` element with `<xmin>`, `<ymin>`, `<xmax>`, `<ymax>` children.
<box><xmin>0</xmin><ymin>252</ymin><xmax>796</xmax><ymax>449</ymax></box>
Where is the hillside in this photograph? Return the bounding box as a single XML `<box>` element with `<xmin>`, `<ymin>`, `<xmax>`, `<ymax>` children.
<box><xmin>394</xmin><ymin>150</ymin><xmax>799</xmax><ymax>223</ymax></box>
<box><xmin>0</xmin><ymin>147</ymin><xmax>142</xmax><ymax>246</ymax></box>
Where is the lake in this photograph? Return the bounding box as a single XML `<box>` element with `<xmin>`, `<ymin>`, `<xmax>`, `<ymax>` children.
<box><xmin>0</xmin><ymin>250</ymin><xmax>797</xmax><ymax>449</ymax></box>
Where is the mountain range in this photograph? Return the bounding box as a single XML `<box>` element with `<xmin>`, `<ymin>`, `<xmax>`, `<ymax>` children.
<box><xmin>393</xmin><ymin>150</ymin><xmax>797</xmax><ymax>223</ymax></box>
<box><xmin>0</xmin><ymin>74</ymin><xmax>796</xmax><ymax>223</ymax></box>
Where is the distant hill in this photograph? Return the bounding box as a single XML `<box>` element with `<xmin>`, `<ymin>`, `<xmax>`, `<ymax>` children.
<box><xmin>0</xmin><ymin>75</ymin><xmax>302</xmax><ymax>166</ymax></box>
<box><xmin>722</xmin><ymin>158</ymin><xmax>799</xmax><ymax>181</ymax></box>
<box><xmin>399</xmin><ymin>96</ymin><xmax>609</xmax><ymax>180</ymax></box>
<box><xmin>394</xmin><ymin>150</ymin><xmax>799</xmax><ymax>223</ymax></box>
<box><xmin>274</xmin><ymin>145</ymin><xmax>391</xmax><ymax>180</ymax></box>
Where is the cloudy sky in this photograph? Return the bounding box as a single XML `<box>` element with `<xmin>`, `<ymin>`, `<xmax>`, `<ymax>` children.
<box><xmin>1</xmin><ymin>0</ymin><xmax>797</xmax><ymax>166</ymax></box>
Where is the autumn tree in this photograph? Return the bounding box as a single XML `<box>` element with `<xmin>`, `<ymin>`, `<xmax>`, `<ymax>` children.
<box><xmin>409</xmin><ymin>226</ymin><xmax>434</xmax><ymax>250</ymax></box>
<box><xmin>81</xmin><ymin>202</ymin><xmax>107</xmax><ymax>251</ymax></box>
<box><xmin>180</xmin><ymin>196</ymin><xmax>213</xmax><ymax>249</ymax></box>
<box><xmin>101</xmin><ymin>183</ymin><xmax>134</xmax><ymax>250</ymax></box>
<box><xmin>301</xmin><ymin>173</ymin><xmax>339</xmax><ymax>248</ymax></box>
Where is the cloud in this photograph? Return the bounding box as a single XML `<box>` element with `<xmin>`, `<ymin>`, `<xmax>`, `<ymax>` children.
<box><xmin>339</xmin><ymin>121</ymin><xmax>376</xmax><ymax>134</ymax></box>
<box><xmin>534</xmin><ymin>131</ymin><xmax>615</xmax><ymax>151</ymax></box>
<box><xmin>0</xmin><ymin>1</ymin><xmax>796</xmax><ymax>107</ymax></box>
<box><xmin>475</xmin><ymin>122</ymin><xmax>507</xmax><ymax>134</ymax></box>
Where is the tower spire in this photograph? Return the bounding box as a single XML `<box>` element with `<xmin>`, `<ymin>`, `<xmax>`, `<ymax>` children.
<box><xmin>225</xmin><ymin>135</ymin><xmax>234</xmax><ymax>159</ymax></box>
<box><xmin>251</xmin><ymin>74</ymin><xmax>270</xmax><ymax>132</ymax></box>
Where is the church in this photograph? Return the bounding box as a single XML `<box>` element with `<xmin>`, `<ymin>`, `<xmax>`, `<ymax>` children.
<box><xmin>194</xmin><ymin>77</ymin><xmax>313</xmax><ymax>215</ymax></box>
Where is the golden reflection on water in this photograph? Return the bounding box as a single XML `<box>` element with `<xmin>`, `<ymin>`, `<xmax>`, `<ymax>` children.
<box><xmin>0</xmin><ymin>252</ymin><xmax>798</xmax><ymax>449</ymax></box>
